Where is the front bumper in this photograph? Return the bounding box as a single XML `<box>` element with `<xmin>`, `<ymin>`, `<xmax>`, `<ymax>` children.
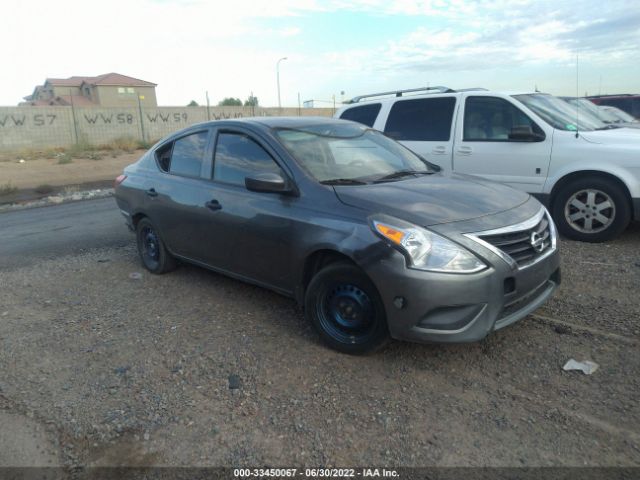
<box><xmin>364</xmin><ymin>206</ymin><xmax>561</xmax><ymax>344</ymax></box>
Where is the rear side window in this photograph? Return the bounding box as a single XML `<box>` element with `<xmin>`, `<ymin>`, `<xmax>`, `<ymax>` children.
<box><xmin>340</xmin><ymin>103</ymin><xmax>382</xmax><ymax>127</ymax></box>
<box><xmin>213</xmin><ymin>132</ymin><xmax>282</xmax><ymax>186</ymax></box>
<box><xmin>384</xmin><ymin>97</ymin><xmax>456</xmax><ymax>141</ymax></box>
<box><xmin>155</xmin><ymin>131</ymin><xmax>209</xmax><ymax>176</ymax></box>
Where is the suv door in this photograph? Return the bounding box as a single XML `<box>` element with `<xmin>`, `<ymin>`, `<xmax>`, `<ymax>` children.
<box><xmin>452</xmin><ymin>95</ymin><xmax>552</xmax><ymax>192</ymax></box>
<box><xmin>201</xmin><ymin>128</ymin><xmax>296</xmax><ymax>290</ymax></box>
<box><xmin>382</xmin><ymin>96</ymin><xmax>457</xmax><ymax>171</ymax></box>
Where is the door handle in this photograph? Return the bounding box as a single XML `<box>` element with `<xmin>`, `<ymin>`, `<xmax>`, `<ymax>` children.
<box><xmin>456</xmin><ymin>146</ymin><xmax>473</xmax><ymax>155</ymax></box>
<box><xmin>432</xmin><ymin>146</ymin><xmax>447</xmax><ymax>155</ymax></box>
<box><xmin>146</xmin><ymin>188</ymin><xmax>158</xmax><ymax>197</ymax></box>
<box><xmin>205</xmin><ymin>199</ymin><xmax>222</xmax><ymax>211</ymax></box>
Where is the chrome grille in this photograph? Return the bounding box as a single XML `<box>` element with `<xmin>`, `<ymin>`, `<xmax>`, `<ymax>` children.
<box><xmin>466</xmin><ymin>208</ymin><xmax>556</xmax><ymax>269</ymax></box>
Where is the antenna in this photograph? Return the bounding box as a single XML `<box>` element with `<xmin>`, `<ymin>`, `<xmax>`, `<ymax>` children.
<box><xmin>575</xmin><ymin>51</ymin><xmax>579</xmax><ymax>138</ymax></box>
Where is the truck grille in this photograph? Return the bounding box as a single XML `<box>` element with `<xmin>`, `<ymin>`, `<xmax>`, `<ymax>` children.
<box><xmin>467</xmin><ymin>209</ymin><xmax>556</xmax><ymax>269</ymax></box>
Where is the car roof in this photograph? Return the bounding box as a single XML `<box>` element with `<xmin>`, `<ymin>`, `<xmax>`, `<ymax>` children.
<box><xmin>341</xmin><ymin>89</ymin><xmax>540</xmax><ymax>107</ymax></box>
<box><xmin>192</xmin><ymin>116</ymin><xmax>353</xmax><ymax>130</ymax></box>
<box><xmin>245</xmin><ymin>116</ymin><xmax>353</xmax><ymax>128</ymax></box>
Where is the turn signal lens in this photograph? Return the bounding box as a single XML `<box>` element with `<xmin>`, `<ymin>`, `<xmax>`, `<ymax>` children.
<box><xmin>374</xmin><ymin>222</ymin><xmax>406</xmax><ymax>245</ymax></box>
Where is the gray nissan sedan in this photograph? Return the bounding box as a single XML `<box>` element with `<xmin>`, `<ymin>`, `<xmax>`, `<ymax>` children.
<box><xmin>114</xmin><ymin>117</ymin><xmax>560</xmax><ymax>354</ymax></box>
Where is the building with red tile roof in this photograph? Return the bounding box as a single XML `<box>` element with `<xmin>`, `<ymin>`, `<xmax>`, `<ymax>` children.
<box><xmin>21</xmin><ymin>73</ymin><xmax>157</xmax><ymax>107</ymax></box>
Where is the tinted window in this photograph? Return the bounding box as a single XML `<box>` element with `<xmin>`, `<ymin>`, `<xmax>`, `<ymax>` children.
<box><xmin>168</xmin><ymin>131</ymin><xmax>209</xmax><ymax>177</ymax></box>
<box><xmin>155</xmin><ymin>142</ymin><xmax>172</xmax><ymax>172</ymax></box>
<box><xmin>384</xmin><ymin>97</ymin><xmax>456</xmax><ymax>141</ymax></box>
<box><xmin>465</xmin><ymin>97</ymin><xmax>544</xmax><ymax>140</ymax></box>
<box><xmin>340</xmin><ymin>103</ymin><xmax>382</xmax><ymax>127</ymax></box>
<box><xmin>214</xmin><ymin>133</ymin><xmax>281</xmax><ymax>185</ymax></box>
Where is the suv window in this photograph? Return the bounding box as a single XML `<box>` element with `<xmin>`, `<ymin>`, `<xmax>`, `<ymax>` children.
<box><xmin>213</xmin><ymin>132</ymin><xmax>282</xmax><ymax>186</ymax></box>
<box><xmin>464</xmin><ymin>97</ymin><xmax>543</xmax><ymax>141</ymax></box>
<box><xmin>384</xmin><ymin>97</ymin><xmax>456</xmax><ymax>141</ymax></box>
<box><xmin>340</xmin><ymin>103</ymin><xmax>382</xmax><ymax>127</ymax></box>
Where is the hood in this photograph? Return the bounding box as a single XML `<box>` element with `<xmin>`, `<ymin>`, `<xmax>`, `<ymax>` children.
<box><xmin>579</xmin><ymin>127</ymin><xmax>640</xmax><ymax>144</ymax></box>
<box><xmin>333</xmin><ymin>172</ymin><xmax>530</xmax><ymax>226</ymax></box>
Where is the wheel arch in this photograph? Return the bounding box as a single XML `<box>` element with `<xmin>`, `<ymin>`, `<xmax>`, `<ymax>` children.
<box><xmin>131</xmin><ymin>212</ymin><xmax>148</xmax><ymax>229</ymax></box>
<box><xmin>296</xmin><ymin>249</ymin><xmax>358</xmax><ymax>305</ymax></box>
<box><xmin>549</xmin><ymin>170</ymin><xmax>633</xmax><ymax>214</ymax></box>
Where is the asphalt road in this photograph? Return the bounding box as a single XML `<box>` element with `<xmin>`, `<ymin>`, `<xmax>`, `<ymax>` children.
<box><xmin>0</xmin><ymin>197</ymin><xmax>130</xmax><ymax>269</ymax></box>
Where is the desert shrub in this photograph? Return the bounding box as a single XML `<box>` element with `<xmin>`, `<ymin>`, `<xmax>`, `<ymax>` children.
<box><xmin>0</xmin><ymin>181</ymin><xmax>18</xmax><ymax>196</ymax></box>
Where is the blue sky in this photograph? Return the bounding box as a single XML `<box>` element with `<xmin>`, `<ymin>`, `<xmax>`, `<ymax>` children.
<box><xmin>2</xmin><ymin>0</ymin><xmax>639</xmax><ymax>106</ymax></box>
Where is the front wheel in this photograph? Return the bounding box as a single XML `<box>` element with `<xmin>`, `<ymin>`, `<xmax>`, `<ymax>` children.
<box><xmin>135</xmin><ymin>218</ymin><xmax>177</xmax><ymax>273</ymax></box>
<box><xmin>552</xmin><ymin>176</ymin><xmax>630</xmax><ymax>242</ymax></box>
<box><xmin>305</xmin><ymin>262</ymin><xmax>389</xmax><ymax>354</ymax></box>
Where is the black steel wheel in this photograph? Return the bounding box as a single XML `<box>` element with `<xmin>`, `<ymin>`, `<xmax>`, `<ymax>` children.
<box><xmin>305</xmin><ymin>262</ymin><xmax>389</xmax><ymax>354</ymax></box>
<box><xmin>135</xmin><ymin>218</ymin><xmax>177</xmax><ymax>274</ymax></box>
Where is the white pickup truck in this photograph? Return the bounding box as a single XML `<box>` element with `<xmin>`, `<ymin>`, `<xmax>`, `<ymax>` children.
<box><xmin>335</xmin><ymin>87</ymin><xmax>640</xmax><ymax>242</ymax></box>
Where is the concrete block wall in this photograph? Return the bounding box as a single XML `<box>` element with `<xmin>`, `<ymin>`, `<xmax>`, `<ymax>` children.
<box><xmin>0</xmin><ymin>106</ymin><xmax>335</xmax><ymax>152</ymax></box>
<box><xmin>0</xmin><ymin>107</ymin><xmax>75</xmax><ymax>150</ymax></box>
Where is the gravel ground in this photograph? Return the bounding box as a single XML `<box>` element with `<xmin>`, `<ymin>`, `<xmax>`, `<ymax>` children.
<box><xmin>0</xmin><ymin>223</ymin><xmax>639</xmax><ymax>469</ymax></box>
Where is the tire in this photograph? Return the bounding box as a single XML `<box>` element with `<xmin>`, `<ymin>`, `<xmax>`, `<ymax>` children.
<box><xmin>552</xmin><ymin>176</ymin><xmax>630</xmax><ymax>243</ymax></box>
<box><xmin>135</xmin><ymin>218</ymin><xmax>177</xmax><ymax>274</ymax></box>
<box><xmin>304</xmin><ymin>262</ymin><xmax>389</xmax><ymax>354</ymax></box>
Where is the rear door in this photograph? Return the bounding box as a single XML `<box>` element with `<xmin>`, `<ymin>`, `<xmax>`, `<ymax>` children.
<box><xmin>382</xmin><ymin>96</ymin><xmax>458</xmax><ymax>172</ymax></box>
<box><xmin>147</xmin><ymin>128</ymin><xmax>215</xmax><ymax>260</ymax></box>
<box><xmin>451</xmin><ymin>95</ymin><xmax>553</xmax><ymax>192</ymax></box>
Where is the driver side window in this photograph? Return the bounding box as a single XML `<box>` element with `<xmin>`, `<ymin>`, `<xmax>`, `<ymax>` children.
<box><xmin>463</xmin><ymin>97</ymin><xmax>543</xmax><ymax>141</ymax></box>
<box><xmin>213</xmin><ymin>132</ymin><xmax>282</xmax><ymax>186</ymax></box>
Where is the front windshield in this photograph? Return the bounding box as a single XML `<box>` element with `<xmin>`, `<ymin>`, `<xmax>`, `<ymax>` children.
<box><xmin>514</xmin><ymin>94</ymin><xmax>607</xmax><ymax>132</ymax></box>
<box><xmin>275</xmin><ymin>123</ymin><xmax>436</xmax><ymax>184</ymax></box>
<box><xmin>565</xmin><ymin>98</ymin><xmax>620</xmax><ymax>124</ymax></box>
<box><xmin>603</xmin><ymin>106</ymin><xmax>636</xmax><ymax>123</ymax></box>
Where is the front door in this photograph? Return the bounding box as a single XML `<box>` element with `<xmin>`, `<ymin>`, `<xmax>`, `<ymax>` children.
<box><xmin>452</xmin><ymin>95</ymin><xmax>553</xmax><ymax>193</ymax></box>
<box><xmin>200</xmin><ymin>129</ymin><xmax>296</xmax><ymax>290</ymax></box>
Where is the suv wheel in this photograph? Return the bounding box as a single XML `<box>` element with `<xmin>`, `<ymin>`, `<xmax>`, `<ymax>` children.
<box><xmin>305</xmin><ymin>262</ymin><xmax>389</xmax><ymax>354</ymax></box>
<box><xmin>552</xmin><ymin>176</ymin><xmax>630</xmax><ymax>242</ymax></box>
<box><xmin>136</xmin><ymin>218</ymin><xmax>177</xmax><ymax>273</ymax></box>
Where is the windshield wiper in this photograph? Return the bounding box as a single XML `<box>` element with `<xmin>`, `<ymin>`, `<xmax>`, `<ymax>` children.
<box><xmin>320</xmin><ymin>178</ymin><xmax>368</xmax><ymax>185</ymax></box>
<box><xmin>596</xmin><ymin>125</ymin><xmax>621</xmax><ymax>130</ymax></box>
<box><xmin>373</xmin><ymin>170</ymin><xmax>434</xmax><ymax>183</ymax></box>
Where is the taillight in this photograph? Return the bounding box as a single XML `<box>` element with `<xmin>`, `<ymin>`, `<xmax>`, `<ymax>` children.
<box><xmin>114</xmin><ymin>174</ymin><xmax>127</xmax><ymax>188</ymax></box>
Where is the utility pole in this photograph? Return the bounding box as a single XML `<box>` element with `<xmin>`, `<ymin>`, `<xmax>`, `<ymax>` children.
<box><xmin>206</xmin><ymin>91</ymin><xmax>211</xmax><ymax>121</ymax></box>
<box><xmin>69</xmin><ymin>88</ymin><xmax>79</xmax><ymax>145</ymax></box>
<box><xmin>137</xmin><ymin>94</ymin><xmax>146</xmax><ymax>143</ymax></box>
<box><xmin>276</xmin><ymin>57</ymin><xmax>287</xmax><ymax>111</ymax></box>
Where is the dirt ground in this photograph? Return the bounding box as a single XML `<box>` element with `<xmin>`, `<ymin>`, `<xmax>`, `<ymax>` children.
<box><xmin>0</xmin><ymin>150</ymin><xmax>142</xmax><ymax>204</ymax></box>
<box><xmin>0</xmin><ymin>215</ymin><xmax>639</xmax><ymax>469</ymax></box>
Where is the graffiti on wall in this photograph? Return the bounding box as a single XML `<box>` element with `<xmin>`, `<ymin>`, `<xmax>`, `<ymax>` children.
<box><xmin>0</xmin><ymin>114</ymin><xmax>57</xmax><ymax>127</ymax></box>
<box><xmin>83</xmin><ymin>113</ymin><xmax>135</xmax><ymax>125</ymax></box>
<box><xmin>146</xmin><ymin>112</ymin><xmax>189</xmax><ymax>123</ymax></box>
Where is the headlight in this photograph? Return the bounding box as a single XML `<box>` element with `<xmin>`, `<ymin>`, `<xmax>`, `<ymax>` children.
<box><xmin>372</xmin><ymin>217</ymin><xmax>486</xmax><ymax>273</ymax></box>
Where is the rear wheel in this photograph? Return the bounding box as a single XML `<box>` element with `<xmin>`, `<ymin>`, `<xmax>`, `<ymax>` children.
<box><xmin>135</xmin><ymin>218</ymin><xmax>177</xmax><ymax>273</ymax></box>
<box><xmin>305</xmin><ymin>262</ymin><xmax>389</xmax><ymax>354</ymax></box>
<box><xmin>552</xmin><ymin>176</ymin><xmax>630</xmax><ymax>242</ymax></box>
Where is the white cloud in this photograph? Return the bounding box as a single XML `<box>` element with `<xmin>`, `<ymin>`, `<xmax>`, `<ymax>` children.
<box><xmin>1</xmin><ymin>0</ymin><xmax>638</xmax><ymax>106</ymax></box>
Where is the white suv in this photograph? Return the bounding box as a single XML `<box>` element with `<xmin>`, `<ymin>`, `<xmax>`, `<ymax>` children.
<box><xmin>335</xmin><ymin>87</ymin><xmax>640</xmax><ymax>242</ymax></box>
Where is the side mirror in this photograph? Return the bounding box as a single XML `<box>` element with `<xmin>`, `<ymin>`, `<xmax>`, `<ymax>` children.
<box><xmin>508</xmin><ymin>125</ymin><xmax>545</xmax><ymax>142</ymax></box>
<box><xmin>245</xmin><ymin>172</ymin><xmax>293</xmax><ymax>194</ymax></box>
